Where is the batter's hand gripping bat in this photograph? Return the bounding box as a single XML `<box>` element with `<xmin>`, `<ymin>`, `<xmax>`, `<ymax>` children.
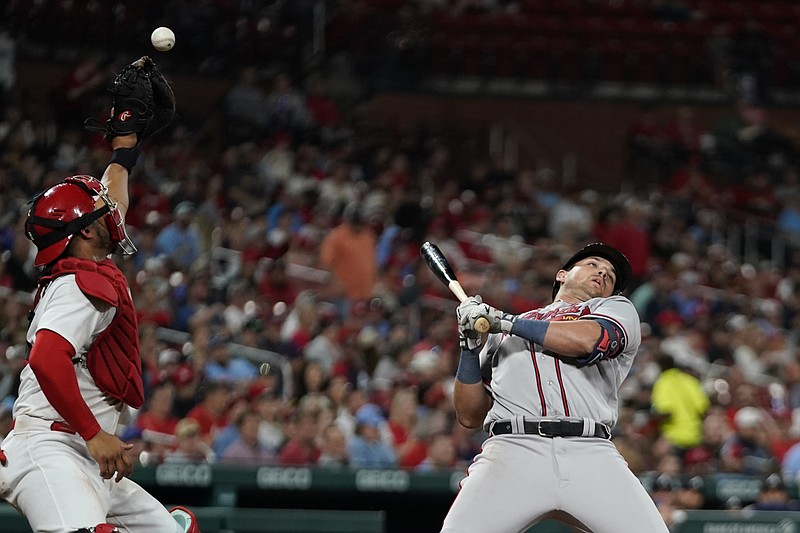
<box><xmin>420</xmin><ymin>241</ymin><xmax>490</xmax><ymax>334</ymax></box>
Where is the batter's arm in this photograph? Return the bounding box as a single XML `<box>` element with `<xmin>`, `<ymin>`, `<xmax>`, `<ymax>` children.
<box><xmin>532</xmin><ymin>319</ymin><xmax>603</xmax><ymax>357</ymax></box>
<box><xmin>512</xmin><ymin>317</ymin><xmax>626</xmax><ymax>366</ymax></box>
<box><xmin>453</xmin><ymin>380</ymin><xmax>492</xmax><ymax>429</ymax></box>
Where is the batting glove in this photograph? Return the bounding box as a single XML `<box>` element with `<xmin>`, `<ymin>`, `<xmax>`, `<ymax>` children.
<box><xmin>469</xmin><ymin>303</ymin><xmax>517</xmax><ymax>334</ymax></box>
<box><xmin>457</xmin><ymin>295</ymin><xmax>483</xmax><ymax>348</ymax></box>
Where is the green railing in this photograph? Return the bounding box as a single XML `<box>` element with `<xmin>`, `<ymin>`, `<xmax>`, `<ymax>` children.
<box><xmin>3</xmin><ymin>465</ymin><xmax>799</xmax><ymax>532</ymax></box>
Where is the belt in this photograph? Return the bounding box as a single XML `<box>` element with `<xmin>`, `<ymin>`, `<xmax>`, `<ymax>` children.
<box><xmin>489</xmin><ymin>419</ymin><xmax>611</xmax><ymax>440</ymax></box>
<box><xmin>10</xmin><ymin>417</ymin><xmax>77</xmax><ymax>435</ymax></box>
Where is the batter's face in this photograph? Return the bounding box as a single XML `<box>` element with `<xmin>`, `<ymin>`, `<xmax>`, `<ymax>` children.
<box><xmin>555</xmin><ymin>256</ymin><xmax>617</xmax><ymax>300</ymax></box>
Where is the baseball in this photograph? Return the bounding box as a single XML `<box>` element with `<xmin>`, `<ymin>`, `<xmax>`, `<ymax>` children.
<box><xmin>150</xmin><ymin>27</ymin><xmax>175</xmax><ymax>52</ymax></box>
<box><xmin>260</xmin><ymin>362</ymin><xmax>271</xmax><ymax>376</ymax></box>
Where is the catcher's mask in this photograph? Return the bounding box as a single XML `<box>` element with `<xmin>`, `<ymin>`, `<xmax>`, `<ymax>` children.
<box><xmin>25</xmin><ymin>175</ymin><xmax>136</xmax><ymax>267</ymax></box>
<box><xmin>552</xmin><ymin>242</ymin><xmax>632</xmax><ymax>300</ymax></box>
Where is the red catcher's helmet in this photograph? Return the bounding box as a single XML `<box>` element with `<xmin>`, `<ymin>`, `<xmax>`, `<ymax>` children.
<box><xmin>25</xmin><ymin>175</ymin><xmax>136</xmax><ymax>267</ymax></box>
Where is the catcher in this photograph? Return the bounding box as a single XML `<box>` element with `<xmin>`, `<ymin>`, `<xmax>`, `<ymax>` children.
<box><xmin>0</xmin><ymin>57</ymin><xmax>200</xmax><ymax>533</ymax></box>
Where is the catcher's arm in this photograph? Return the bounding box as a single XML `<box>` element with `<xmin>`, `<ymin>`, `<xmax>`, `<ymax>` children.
<box><xmin>100</xmin><ymin>133</ymin><xmax>137</xmax><ymax>217</ymax></box>
<box><xmin>89</xmin><ymin>56</ymin><xmax>175</xmax><ymax>216</ymax></box>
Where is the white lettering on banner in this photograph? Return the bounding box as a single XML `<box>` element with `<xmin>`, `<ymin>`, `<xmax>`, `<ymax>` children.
<box><xmin>701</xmin><ymin>520</ymin><xmax>798</xmax><ymax>533</ymax></box>
<box><xmin>715</xmin><ymin>478</ymin><xmax>761</xmax><ymax>500</ymax></box>
<box><xmin>355</xmin><ymin>470</ymin><xmax>410</xmax><ymax>492</ymax></box>
<box><xmin>256</xmin><ymin>467</ymin><xmax>313</xmax><ymax>489</ymax></box>
<box><xmin>155</xmin><ymin>464</ymin><xmax>213</xmax><ymax>486</ymax></box>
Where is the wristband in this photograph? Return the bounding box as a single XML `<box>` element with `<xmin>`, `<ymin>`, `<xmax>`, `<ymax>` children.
<box><xmin>456</xmin><ymin>348</ymin><xmax>482</xmax><ymax>384</ymax></box>
<box><xmin>510</xmin><ymin>319</ymin><xmax>550</xmax><ymax>345</ymax></box>
<box><xmin>108</xmin><ymin>147</ymin><xmax>140</xmax><ymax>172</ymax></box>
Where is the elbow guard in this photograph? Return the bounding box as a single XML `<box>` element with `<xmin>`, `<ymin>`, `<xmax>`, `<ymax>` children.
<box><xmin>576</xmin><ymin>318</ymin><xmax>626</xmax><ymax>367</ymax></box>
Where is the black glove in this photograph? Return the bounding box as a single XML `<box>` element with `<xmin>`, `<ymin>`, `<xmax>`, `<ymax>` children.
<box><xmin>85</xmin><ymin>56</ymin><xmax>175</xmax><ymax>143</ymax></box>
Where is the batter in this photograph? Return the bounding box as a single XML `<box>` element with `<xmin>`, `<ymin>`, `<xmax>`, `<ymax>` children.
<box><xmin>442</xmin><ymin>243</ymin><xmax>668</xmax><ymax>533</ymax></box>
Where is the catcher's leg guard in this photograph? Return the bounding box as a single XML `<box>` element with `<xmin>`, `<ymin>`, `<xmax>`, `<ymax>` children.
<box><xmin>170</xmin><ymin>506</ymin><xmax>201</xmax><ymax>533</ymax></box>
<box><xmin>72</xmin><ymin>525</ymin><xmax>119</xmax><ymax>533</ymax></box>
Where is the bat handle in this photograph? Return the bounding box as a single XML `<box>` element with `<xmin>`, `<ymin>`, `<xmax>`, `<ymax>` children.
<box><xmin>449</xmin><ymin>281</ymin><xmax>491</xmax><ymax>334</ymax></box>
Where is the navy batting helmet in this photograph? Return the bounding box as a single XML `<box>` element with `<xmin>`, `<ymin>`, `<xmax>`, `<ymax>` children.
<box><xmin>552</xmin><ymin>242</ymin><xmax>632</xmax><ymax>300</ymax></box>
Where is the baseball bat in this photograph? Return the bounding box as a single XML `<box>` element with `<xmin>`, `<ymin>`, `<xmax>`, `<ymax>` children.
<box><xmin>420</xmin><ymin>241</ymin><xmax>490</xmax><ymax>334</ymax></box>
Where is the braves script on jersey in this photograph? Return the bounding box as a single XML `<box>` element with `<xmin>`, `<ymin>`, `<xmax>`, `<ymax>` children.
<box><xmin>482</xmin><ymin>296</ymin><xmax>639</xmax><ymax>428</ymax></box>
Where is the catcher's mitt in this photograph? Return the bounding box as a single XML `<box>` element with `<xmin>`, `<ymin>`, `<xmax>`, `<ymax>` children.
<box><xmin>86</xmin><ymin>56</ymin><xmax>175</xmax><ymax>143</ymax></box>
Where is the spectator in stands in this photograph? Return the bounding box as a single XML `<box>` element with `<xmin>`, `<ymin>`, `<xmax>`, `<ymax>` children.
<box><xmin>295</xmin><ymin>361</ymin><xmax>330</xmax><ymax>400</ymax></box>
<box><xmin>224</xmin><ymin>65</ymin><xmax>270</xmax><ymax>141</ymax></box>
<box><xmin>348</xmin><ymin>403</ymin><xmax>397</xmax><ymax>468</ymax></box>
<box><xmin>186</xmin><ymin>382</ymin><xmax>232</xmax><ymax>446</ymax></box>
<box><xmin>745</xmin><ymin>473</ymin><xmax>800</xmax><ymax>511</ymax></box>
<box><xmin>595</xmin><ymin>198</ymin><xmax>652</xmax><ymax>285</ymax></box>
<box><xmin>318</xmin><ymin>161</ymin><xmax>359</xmax><ymax>217</ymax></box>
<box><xmin>319</xmin><ymin>201</ymin><xmax>378</xmax><ymax>314</ymax></box>
<box><xmin>135</xmin><ymin>276</ymin><xmax>173</xmax><ymax>328</ymax></box>
<box><xmin>164</xmin><ymin>418</ymin><xmax>215</xmax><ymax>463</ymax></box>
<box><xmin>136</xmin><ymin>382</ymin><xmax>179</xmax><ymax>437</ymax></box>
<box><xmin>223</xmin><ymin>279</ymin><xmax>255</xmax><ymax>335</ymax></box>
<box><xmin>265</xmin><ymin>72</ymin><xmax>313</xmax><ymax>137</ymax></box>
<box><xmin>318</xmin><ymin>424</ymin><xmax>350</xmax><ymax>468</ymax></box>
<box><xmin>279</xmin><ymin>408</ymin><xmax>322</xmax><ymax>465</ymax></box>
<box><xmin>203</xmin><ymin>333</ymin><xmax>259</xmax><ymax>384</ymax></box>
<box><xmin>255</xmin><ymin>390</ymin><xmax>287</xmax><ymax>452</ymax></box>
<box><xmin>651</xmin><ymin>354</ymin><xmax>710</xmax><ymax>453</ymax></box>
<box><xmin>303</xmin><ymin>318</ymin><xmax>343</xmax><ymax>378</ymax></box>
<box><xmin>720</xmin><ymin>406</ymin><xmax>779</xmax><ymax>476</ymax></box>
<box><xmin>257</xmin><ymin>257</ymin><xmax>298</xmax><ymax>307</ymax></box>
<box><xmin>222</xmin><ymin>410</ymin><xmax>276</xmax><ymax>465</ymax></box>
<box><xmin>777</xmin><ymin>195</ymin><xmax>800</xmax><ymax>243</ymax></box>
<box><xmin>650</xmin><ymin>473</ymin><xmax>678</xmax><ymax>529</ymax></box>
<box><xmin>416</xmin><ymin>432</ymin><xmax>457</xmax><ymax>472</ymax></box>
<box><xmin>780</xmin><ymin>435</ymin><xmax>800</xmax><ymax>481</ymax></box>
<box><xmin>673</xmin><ymin>475</ymin><xmax>706</xmax><ymax>511</ymax></box>
<box><xmin>212</xmin><ymin>395</ymin><xmax>252</xmax><ymax>458</ymax></box>
<box><xmin>387</xmin><ymin>387</ymin><xmax>427</xmax><ymax>468</ymax></box>
<box><xmin>154</xmin><ymin>201</ymin><xmax>202</xmax><ymax>271</ymax></box>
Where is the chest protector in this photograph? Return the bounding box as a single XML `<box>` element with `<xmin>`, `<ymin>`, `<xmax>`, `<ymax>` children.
<box><xmin>35</xmin><ymin>257</ymin><xmax>144</xmax><ymax>408</ymax></box>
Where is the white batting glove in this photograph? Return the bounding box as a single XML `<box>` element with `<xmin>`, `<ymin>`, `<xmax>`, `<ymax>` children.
<box><xmin>468</xmin><ymin>303</ymin><xmax>517</xmax><ymax>334</ymax></box>
<box><xmin>456</xmin><ymin>295</ymin><xmax>483</xmax><ymax>348</ymax></box>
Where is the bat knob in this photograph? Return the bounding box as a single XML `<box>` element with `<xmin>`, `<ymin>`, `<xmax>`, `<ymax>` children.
<box><xmin>474</xmin><ymin>316</ymin><xmax>490</xmax><ymax>334</ymax></box>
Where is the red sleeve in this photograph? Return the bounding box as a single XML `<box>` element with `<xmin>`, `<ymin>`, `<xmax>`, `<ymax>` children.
<box><xmin>28</xmin><ymin>329</ymin><xmax>102</xmax><ymax>441</ymax></box>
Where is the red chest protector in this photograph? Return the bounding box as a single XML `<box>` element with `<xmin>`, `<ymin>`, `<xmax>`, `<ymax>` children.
<box><xmin>36</xmin><ymin>257</ymin><xmax>144</xmax><ymax>408</ymax></box>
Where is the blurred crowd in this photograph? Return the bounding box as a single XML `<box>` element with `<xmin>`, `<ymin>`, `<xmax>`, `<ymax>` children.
<box><xmin>3</xmin><ymin>1</ymin><xmax>800</xmax><ymax>523</ymax></box>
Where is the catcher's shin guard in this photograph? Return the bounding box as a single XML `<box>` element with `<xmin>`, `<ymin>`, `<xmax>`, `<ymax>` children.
<box><xmin>170</xmin><ymin>506</ymin><xmax>201</xmax><ymax>533</ymax></box>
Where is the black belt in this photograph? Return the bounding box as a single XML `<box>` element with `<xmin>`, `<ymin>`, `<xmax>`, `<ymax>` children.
<box><xmin>490</xmin><ymin>419</ymin><xmax>611</xmax><ymax>440</ymax></box>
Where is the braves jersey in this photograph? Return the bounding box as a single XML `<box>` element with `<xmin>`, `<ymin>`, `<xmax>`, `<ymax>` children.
<box><xmin>14</xmin><ymin>275</ymin><xmax>124</xmax><ymax>432</ymax></box>
<box><xmin>479</xmin><ymin>295</ymin><xmax>641</xmax><ymax>428</ymax></box>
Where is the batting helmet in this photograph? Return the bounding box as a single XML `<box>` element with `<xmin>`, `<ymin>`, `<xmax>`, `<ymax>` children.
<box><xmin>552</xmin><ymin>242</ymin><xmax>632</xmax><ymax>300</ymax></box>
<box><xmin>25</xmin><ymin>175</ymin><xmax>136</xmax><ymax>267</ymax></box>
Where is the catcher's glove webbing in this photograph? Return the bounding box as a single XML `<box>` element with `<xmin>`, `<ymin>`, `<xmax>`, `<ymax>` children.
<box><xmin>85</xmin><ymin>56</ymin><xmax>175</xmax><ymax>143</ymax></box>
